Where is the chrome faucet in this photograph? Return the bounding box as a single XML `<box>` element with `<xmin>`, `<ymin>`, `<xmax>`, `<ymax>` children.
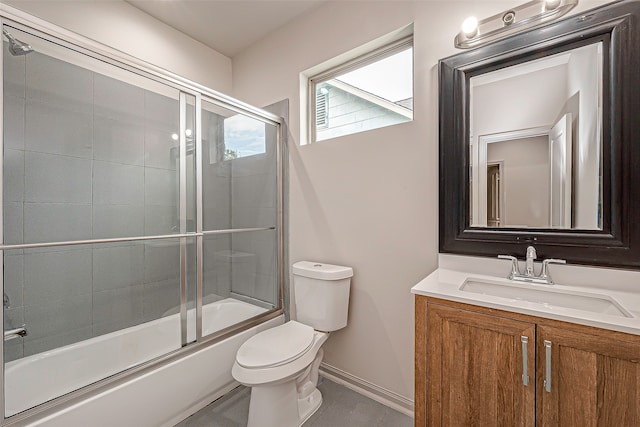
<box><xmin>4</xmin><ymin>326</ymin><xmax>27</xmax><ymax>341</ymax></box>
<box><xmin>498</xmin><ymin>246</ymin><xmax>566</xmax><ymax>285</ymax></box>
<box><xmin>525</xmin><ymin>246</ymin><xmax>537</xmax><ymax>277</ymax></box>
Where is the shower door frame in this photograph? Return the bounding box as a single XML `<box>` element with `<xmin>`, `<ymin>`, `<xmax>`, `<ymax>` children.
<box><xmin>0</xmin><ymin>4</ymin><xmax>286</xmax><ymax>425</ymax></box>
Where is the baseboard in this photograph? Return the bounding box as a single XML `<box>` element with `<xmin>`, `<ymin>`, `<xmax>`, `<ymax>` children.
<box><xmin>319</xmin><ymin>363</ymin><xmax>414</xmax><ymax>418</ymax></box>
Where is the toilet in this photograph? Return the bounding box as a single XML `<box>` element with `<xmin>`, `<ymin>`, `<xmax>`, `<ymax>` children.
<box><xmin>232</xmin><ymin>261</ymin><xmax>353</xmax><ymax>427</ymax></box>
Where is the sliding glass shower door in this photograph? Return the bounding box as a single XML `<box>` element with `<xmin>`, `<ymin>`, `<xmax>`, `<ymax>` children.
<box><xmin>1</xmin><ymin>25</ymin><xmax>197</xmax><ymax>416</ymax></box>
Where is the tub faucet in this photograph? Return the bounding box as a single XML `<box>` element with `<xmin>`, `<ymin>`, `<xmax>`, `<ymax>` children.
<box><xmin>498</xmin><ymin>246</ymin><xmax>566</xmax><ymax>285</ymax></box>
<box><xmin>4</xmin><ymin>325</ymin><xmax>27</xmax><ymax>341</ymax></box>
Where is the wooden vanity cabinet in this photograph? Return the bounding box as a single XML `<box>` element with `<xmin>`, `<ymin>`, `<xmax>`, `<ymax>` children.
<box><xmin>415</xmin><ymin>296</ymin><xmax>640</xmax><ymax>427</ymax></box>
<box><xmin>536</xmin><ymin>325</ymin><xmax>640</xmax><ymax>426</ymax></box>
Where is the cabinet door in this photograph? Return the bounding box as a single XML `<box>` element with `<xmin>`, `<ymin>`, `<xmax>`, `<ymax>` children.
<box><xmin>426</xmin><ymin>303</ymin><xmax>535</xmax><ymax>427</ymax></box>
<box><xmin>537</xmin><ymin>325</ymin><xmax>640</xmax><ymax>426</ymax></box>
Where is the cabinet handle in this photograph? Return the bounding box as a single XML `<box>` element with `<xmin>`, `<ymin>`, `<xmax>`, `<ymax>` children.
<box><xmin>521</xmin><ymin>336</ymin><xmax>529</xmax><ymax>386</ymax></box>
<box><xmin>544</xmin><ymin>340</ymin><xmax>552</xmax><ymax>392</ymax></box>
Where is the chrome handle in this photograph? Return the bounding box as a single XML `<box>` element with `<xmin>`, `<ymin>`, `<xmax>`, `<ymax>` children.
<box><xmin>521</xmin><ymin>336</ymin><xmax>529</xmax><ymax>386</ymax></box>
<box><xmin>544</xmin><ymin>340</ymin><xmax>552</xmax><ymax>392</ymax></box>
<box><xmin>4</xmin><ymin>326</ymin><xmax>27</xmax><ymax>341</ymax></box>
<box><xmin>498</xmin><ymin>255</ymin><xmax>519</xmax><ymax>279</ymax></box>
<box><xmin>541</xmin><ymin>259</ymin><xmax>567</xmax><ymax>285</ymax></box>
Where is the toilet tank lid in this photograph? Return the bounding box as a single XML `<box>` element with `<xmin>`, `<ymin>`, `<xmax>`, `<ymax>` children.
<box><xmin>292</xmin><ymin>261</ymin><xmax>353</xmax><ymax>280</ymax></box>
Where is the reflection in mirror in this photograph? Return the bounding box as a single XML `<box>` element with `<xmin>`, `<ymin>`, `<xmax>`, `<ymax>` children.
<box><xmin>469</xmin><ymin>42</ymin><xmax>603</xmax><ymax>230</ymax></box>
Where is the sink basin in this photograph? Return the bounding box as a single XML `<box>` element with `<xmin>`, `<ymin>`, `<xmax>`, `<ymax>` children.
<box><xmin>460</xmin><ymin>279</ymin><xmax>633</xmax><ymax>318</ymax></box>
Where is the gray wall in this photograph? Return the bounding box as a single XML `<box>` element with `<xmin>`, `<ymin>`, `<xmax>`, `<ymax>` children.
<box><xmin>317</xmin><ymin>84</ymin><xmax>410</xmax><ymax>141</ymax></box>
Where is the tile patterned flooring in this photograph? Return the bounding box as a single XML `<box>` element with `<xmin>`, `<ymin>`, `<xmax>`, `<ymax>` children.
<box><xmin>175</xmin><ymin>377</ymin><xmax>414</xmax><ymax>427</ymax></box>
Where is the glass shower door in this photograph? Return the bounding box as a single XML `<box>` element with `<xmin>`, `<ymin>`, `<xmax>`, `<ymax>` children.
<box><xmin>1</xmin><ymin>25</ymin><xmax>196</xmax><ymax>417</ymax></box>
<box><xmin>199</xmin><ymin>100</ymin><xmax>279</xmax><ymax>339</ymax></box>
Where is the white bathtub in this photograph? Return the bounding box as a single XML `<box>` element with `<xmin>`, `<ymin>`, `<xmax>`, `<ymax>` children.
<box><xmin>4</xmin><ymin>298</ymin><xmax>281</xmax><ymax>425</ymax></box>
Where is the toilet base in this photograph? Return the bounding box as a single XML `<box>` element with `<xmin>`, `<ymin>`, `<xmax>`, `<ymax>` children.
<box><xmin>298</xmin><ymin>388</ymin><xmax>322</xmax><ymax>425</ymax></box>
<box><xmin>246</xmin><ymin>382</ymin><xmax>323</xmax><ymax>427</ymax></box>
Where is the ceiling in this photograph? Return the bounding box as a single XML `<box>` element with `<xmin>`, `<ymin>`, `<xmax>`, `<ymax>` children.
<box><xmin>126</xmin><ymin>0</ymin><xmax>325</xmax><ymax>58</ymax></box>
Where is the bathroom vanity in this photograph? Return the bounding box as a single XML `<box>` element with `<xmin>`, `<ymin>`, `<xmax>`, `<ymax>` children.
<box><xmin>412</xmin><ymin>265</ymin><xmax>640</xmax><ymax>426</ymax></box>
<box><xmin>425</xmin><ymin>1</ymin><xmax>640</xmax><ymax>425</ymax></box>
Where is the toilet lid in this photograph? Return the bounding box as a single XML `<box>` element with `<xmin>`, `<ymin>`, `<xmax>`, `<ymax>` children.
<box><xmin>236</xmin><ymin>321</ymin><xmax>315</xmax><ymax>369</ymax></box>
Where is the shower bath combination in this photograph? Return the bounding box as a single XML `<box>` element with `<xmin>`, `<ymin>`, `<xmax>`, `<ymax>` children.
<box><xmin>0</xmin><ymin>9</ymin><xmax>284</xmax><ymax>426</ymax></box>
<box><xmin>2</xmin><ymin>28</ymin><xmax>33</xmax><ymax>56</ymax></box>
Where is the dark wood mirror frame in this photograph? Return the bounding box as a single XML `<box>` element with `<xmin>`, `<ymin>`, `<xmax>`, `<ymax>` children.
<box><xmin>439</xmin><ymin>0</ymin><xmax>640</xmax><ymax>268</ymax></box>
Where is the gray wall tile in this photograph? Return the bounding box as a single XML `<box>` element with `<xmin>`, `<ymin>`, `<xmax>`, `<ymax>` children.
<box><xmin>144</xmin><ymin>91</ymin><xmax>179</xmax><ymax>128</ymax></box>
<box><xmin>230</xmin><ymin>207</ymin><xmax>276</xmax><ymax>229</ymax></box>
<box><xmin>142</xmin><ymin>279</ymin><xmax>180</xmax><ymax>321</ymax></box>
<box><xmin>4</xmin><ymin>307</ymin><xmax>25</xmax><ymax>362</ymax></box>
<box><xmin>93</xmin><ymin>115</ymin><xmax>144</xmax><ymax>166</ymax></box>
<box><xmin>93</xmin><ymin>285</ymin><xmax>144</xmax><ymax>335</ymax></box>
<box><xmin>23</xmin><ymin>292</ymin><xmax>92</xmax><ymax>342</ymax></box>
<box><xmin>4</xmin><ymin>95</ymin><xmax>25</xmax><ymax>150</ymax></box>
<box><xmin>3</xmin><ymin>46</ymin><xmax>25</xmax><ymax>98</ymax></box>
<box><xmin>92</xmin><ymin>204</ymin><xmax>144</xmax><ymax>239</ymax></box>
<box><xmin>23</xmin><ymin>249</ymin><xmax>92</xmax><ymax>307</ymax></box>
<box><xmin>24</xmin><ymin>203</ymin><xmax>91</xmax><ymax>244</ymax></box>
<box><xmin>144</xmin><ymin>241</ymin><xmax>180</xmax><ymax>283</ymax></box>
<box><xmin>144</xmin><ymin>127</ymin><xmax>178</xmax><ymax>170</ymax></box>
<box><xmin>4</xmin><ymin>254</ymin><xmax>24</xmax><ymax>308</ymax></box>
<box><xmin>26</xmin><ymin>53</ymin><xmax>92</xmax><ymax>111</ymax></box>
<box><xmin>93</xmin><ymin>161</ymin><xmax>144</xmax><ymax>205</ymax></box>
<box><xmin>145</xmin><ymin>167</ymin><xmax>177</xmax><ymax>207</ymax></box>
<box><xmin>145</xmin><ymin>205</ymin><xmax>178</xmax><ymax>236</ymax></box>
<box><xmin>94</xmin><ymin>74</ymin><xmax>144</xmax><ymax>121</ymax></box>
<box><xmin>93</xmin><ymin>244</ymin><xmax>144</xmax><ymax>291</ymax></box>
<box><xmin>25</xmin><ymin>152</ymin><xmax>91</xmax><ymax>203</ymax></box>
<box><xmin>4</xmin><ymin>148</ymin><xmax>24</xmax><ymax>203</ymax></box>
<box><xmin>4</xmin><ymin>202</ymin><xmax>23</xmax><ymax>245</ymax></box>
<box><xmin>231</xmin><ymin>173</ymin><xmax>276</xmax><ymax>209</ymax></box>
<box><xmin>25</xmin><ymin>99</ymin><xmax>92</xmax><ymax>158</ymax></box>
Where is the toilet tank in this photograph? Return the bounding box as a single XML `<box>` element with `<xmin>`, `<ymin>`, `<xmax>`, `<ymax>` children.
<box><xmin>292</xmin><ymin>261</ymin><xmax>353</xmax><ymax>332</ymax></box>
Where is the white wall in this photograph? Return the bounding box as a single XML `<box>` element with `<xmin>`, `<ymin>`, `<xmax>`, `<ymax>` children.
<box><xmin>231</xmin><ymin>0</ymin><xmax>610</xmax><ymax>403</ymax></box>
<box><xmin>487</xmin><ymin>136</ymin><xmax>550</xmax><ymax>227</ymax></box>
<box><xmin>2</xmin><ymin>0</ymin><xmax>232</xmax><ymax>92</ymax></box>
<box><xmin>472</xmin><ymin>65</ymin><xmax>568</xmax><ymax>137</ymax></box>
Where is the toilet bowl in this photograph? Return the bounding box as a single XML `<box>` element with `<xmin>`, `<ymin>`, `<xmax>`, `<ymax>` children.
<box><xmin>232</xmin><ymin>321</ymin><xmax>328</xmax><ymax>427</ymax></box>
<box><xmin>232</xmin><ymin>261</ymin><xmax>353</xmax><ymax>427</ymax></box>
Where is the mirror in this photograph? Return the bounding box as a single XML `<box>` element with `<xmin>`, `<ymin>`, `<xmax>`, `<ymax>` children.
<box><xmin>470</xmin><ymin>43</ymin><xmax>603</xmax><ymax>230</ymax></box>
<box><xmin>439</xmin><ymin>1</ymin><xmax>640</xmax><ymax>268</ymax></box>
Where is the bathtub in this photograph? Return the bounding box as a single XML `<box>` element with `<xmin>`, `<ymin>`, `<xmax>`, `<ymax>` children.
<box><xmin>4</xmin><ymin>298</ymin><xmax>282</xmax><ymax>425</ymax></box>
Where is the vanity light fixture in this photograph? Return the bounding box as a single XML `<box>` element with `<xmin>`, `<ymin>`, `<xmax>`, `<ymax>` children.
<box><xmin>454</xmin><ymin>0</ymin><xmax>578</xmax><ymax>49</ymax></box>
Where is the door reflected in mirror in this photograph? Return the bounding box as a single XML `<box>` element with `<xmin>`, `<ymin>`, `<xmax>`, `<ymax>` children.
<box><xmin>469</xmin><ymin>42</ymin><xmax>603</xmax><ymax>230</ymax></box>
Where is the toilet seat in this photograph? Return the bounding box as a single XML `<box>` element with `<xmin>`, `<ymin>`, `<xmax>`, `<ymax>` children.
<box><xmin>236</xmin><ymin>321</ymin><xmax>315</xmax><ymax>369</ymax></box>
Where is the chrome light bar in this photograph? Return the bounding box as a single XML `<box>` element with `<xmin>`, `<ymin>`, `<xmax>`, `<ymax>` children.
<box><xmin>454</xmin><ymin>0</ymin><xmax>578</xmax><ymax>49</ymax></box>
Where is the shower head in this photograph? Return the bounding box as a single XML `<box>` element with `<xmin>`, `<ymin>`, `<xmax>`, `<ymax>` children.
<box><xmin>3</xmin><ymin>29</ymin><xmax>33</xmax><ymax>56</ymax></box>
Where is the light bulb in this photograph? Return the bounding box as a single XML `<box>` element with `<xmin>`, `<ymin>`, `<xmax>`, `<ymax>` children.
<box><xmin>185</xmin><ymin>129</ymin><xmax>192</xmax><ymax>137</ymax></box>
<box><xmin>461</xmin><ymin>16</ymin><xmax>479</xmax><ymax>38</ymax></box>
<box><xmin>171</xmin><ymin>133</ymin><xmax>179</xmax><ymax>141</ymax></box>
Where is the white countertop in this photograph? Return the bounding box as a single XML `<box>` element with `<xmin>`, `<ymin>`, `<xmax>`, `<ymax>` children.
<box><xmin>412</xmin><ymin>267</ymin><xmax>640</xmax><ymax>336</ymax></box>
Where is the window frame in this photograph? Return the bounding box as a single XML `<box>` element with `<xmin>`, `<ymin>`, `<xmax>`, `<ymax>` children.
<box><xmin>307</xmin><ymin>35</ymin><xmax>413</xmax><ymax>144</ymax></box>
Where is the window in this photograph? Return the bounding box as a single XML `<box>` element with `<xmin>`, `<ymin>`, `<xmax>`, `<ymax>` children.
<box><xmin>308</xmin><ymin>36</ymin><xmax>413</xmax><ymax>143</ymax></box>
